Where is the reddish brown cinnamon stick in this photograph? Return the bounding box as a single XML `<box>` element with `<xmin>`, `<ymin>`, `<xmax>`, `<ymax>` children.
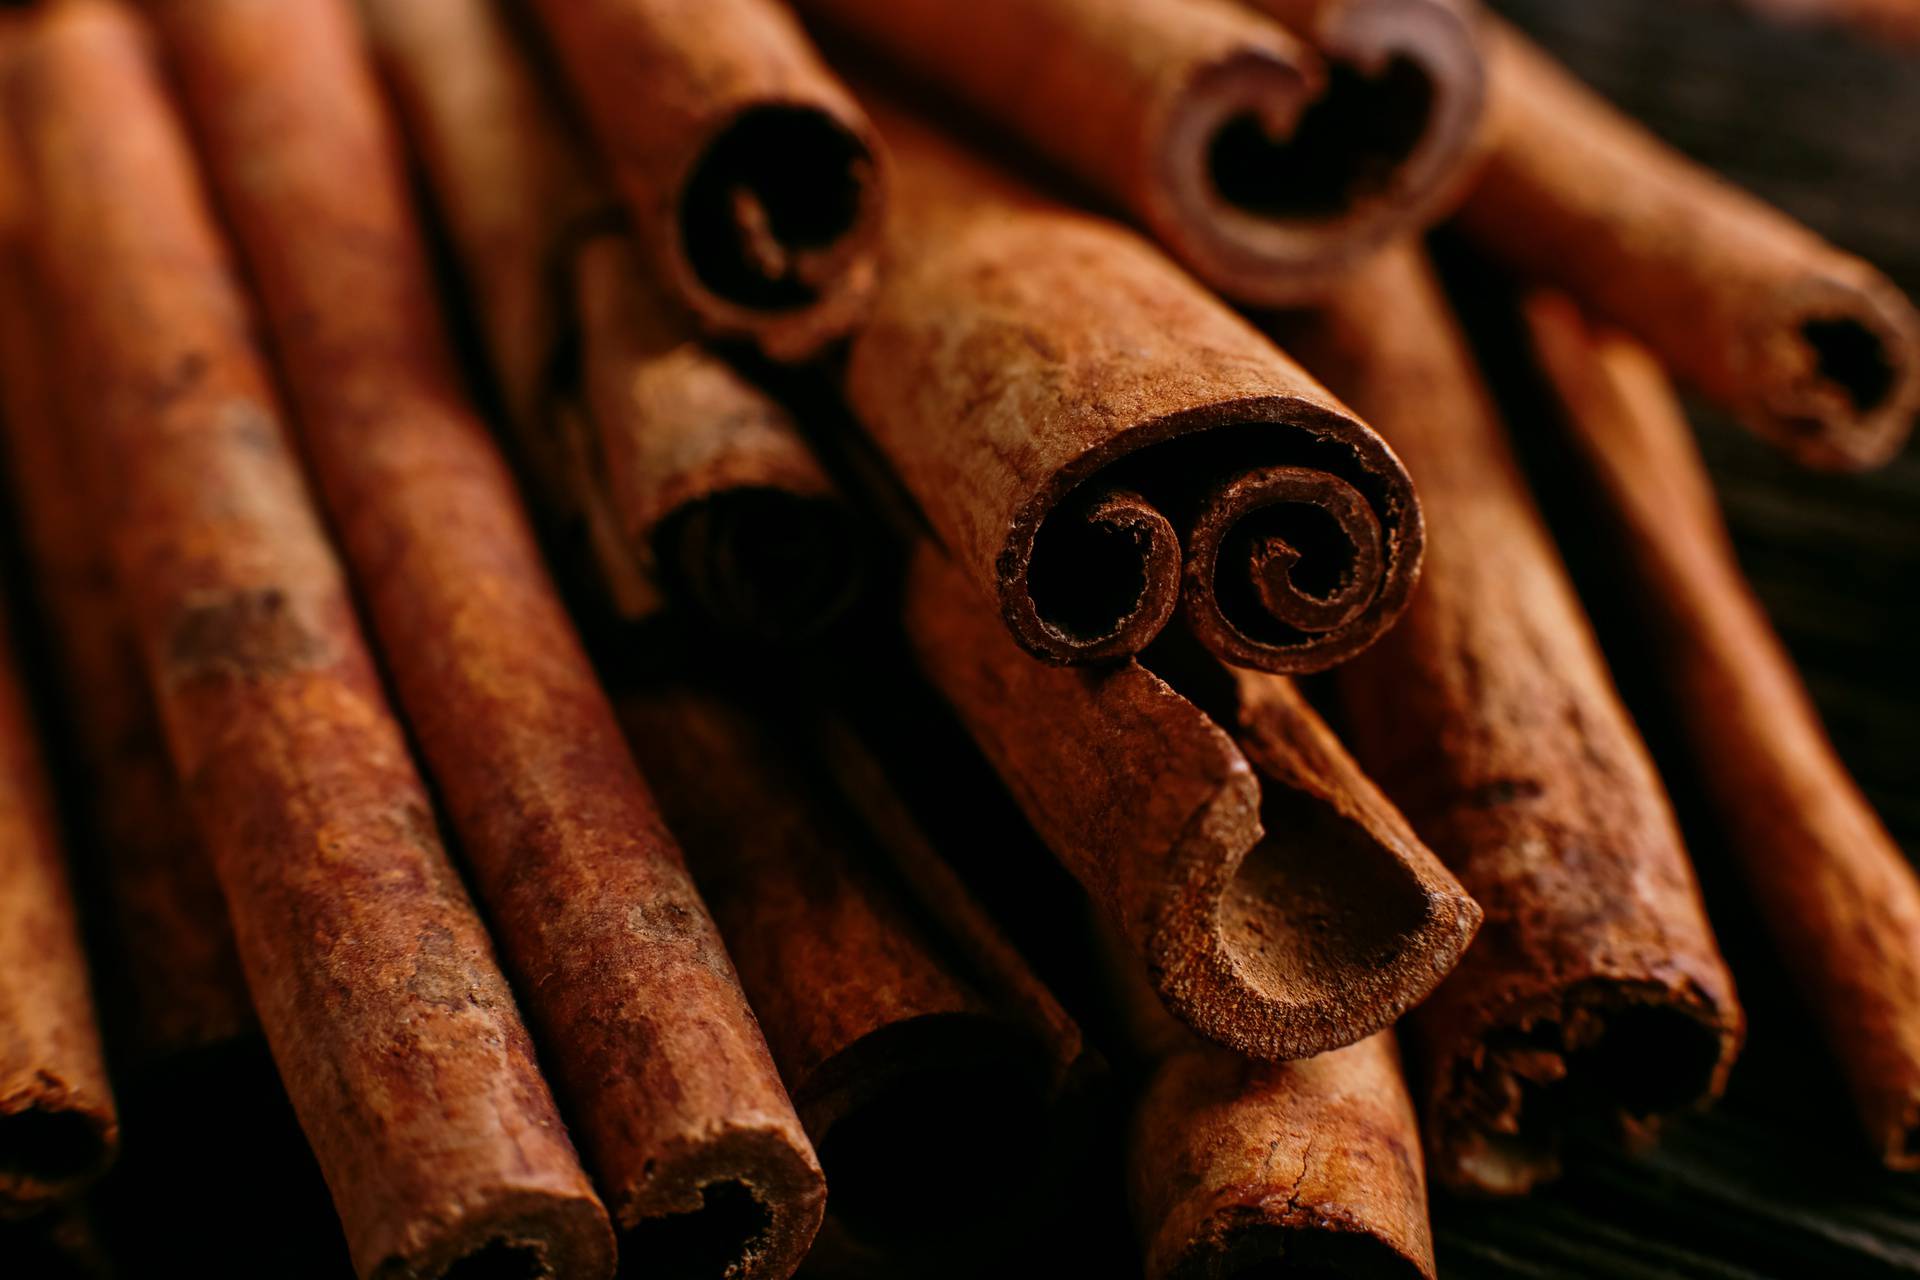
<box><xmin>525</xmin><ymin>0</ymin><xmax>885</xmax><ymax>361</ymax></box>
<box><xmin>804</xmin><ymin>0</ymin><xmax>1482</xmax><ymax>303</ymax></box>
<box><xmin>1721</xmin><ymin>0</ymin><xmax>1920</xmax><ymax>47</ymax></box>
<box><xmin>903</xmin><ymin>542</ymin><xmax>1476</xmax><ymax>1059</ymax></box>
<box><xmin>1456</xmin><ymin>20</ymin><xmax>1920</xmax><ymax>470</ymax></box>
<box><xmin>620</xmin><ymin>685</ymin><xmax>1086</xmax><ymax>1271</ymax></box>
<box><xmin>1526</xmin><ymin>293</ymin><xmax>1920</xmax><ymax>1169</ymax></box>
<box><xmin>0</xmin><ymin>598</ymin><xmax>117</xmax><ymax>1216</ymax></box>
<box><xmin>12</xmin><ymin>4</ymin><xmax>611</xmax><ymax>1273</ymax></box>
<box><xmin>148</xmin><ymin>0</ymin><xmax>827</xmax><ymax>1270</ymax></box>
<box><xmin>0</xmin><ymin>137</ymin><xmax>251</xmax><ymax>1070</ymax></box>
<box><xmin>1279</xmin><ymin>243</ymin><xmax>1743</xmax><ymax>1194</ymax></box>
<box><xmin>849</xmin><ymin>101</ymin><xmax>1423</xmax><ymax>674</ymax></box>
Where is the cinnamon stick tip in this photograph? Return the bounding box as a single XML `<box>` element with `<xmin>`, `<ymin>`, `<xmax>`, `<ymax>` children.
<box><xmin>1757</xmin><ymin>272</ymin><xmax>1920</xmax><ymax>470</ymax></box>
<box><xmin>1161</xmin><ymin>1209</ymin><xmax>1433</xmax><ymax>1280</ymax></box>
<box><xmin>614</xmin><ymin>1127</ymin><xmax>826</xmax><ymax>1280</ymax></box>
<box><xmin>373</xmin><ymin>1186</ymin><xmax>616</xmax><ymax>1280</ymax></box>
<box><xmin>0</xmin><ymin>1093</ymin><xmax>118</xmax><ymax>1212</ymax></box>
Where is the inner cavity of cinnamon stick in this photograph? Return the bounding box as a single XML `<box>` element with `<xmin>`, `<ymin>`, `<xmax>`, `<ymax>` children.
<box><xmin>902</xmin><ymin>542</ymin><xmax>1476</xmax><ymax>1060</ymax></box>
<box><xmin>1525</xmin><ymin>292</ymin><xmax>1920</xmax><ymax>1171</ymax></box>
<box><xmin>1280</xmin><ymin>243</ymin><xmax>1742</xmax><ymax>1194</ymax></box>
<box><xmin>802</xmin><ymin>0</ymin><xmax>1483</xmax><ymax>304</ymax></box>
<box><xmin>526</xmin><ymin>0</ymin><xmax>886</xmax><ymax>361</ymax></box>
<box><xmin>1456</xmin><ymin>19</ymin><xmax>1920</xmax><ymax>470</ymax></box>
<box><xmin>846</xmin><ymin>100</ymin><xmax>1423</xmax><ymax>674</ymax></box>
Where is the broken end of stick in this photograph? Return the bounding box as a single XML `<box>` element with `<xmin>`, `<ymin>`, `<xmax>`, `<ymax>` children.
<box><xmin>0</xmin><ymin>1089</ymin><xmax>118</xmax><ymax>1215</ymax></box>
<box><xmin>613</xmin><ymin>1125</ymin><xmax>826</xmax><ymax>1280</ymax></box>
<box><xmin>372</xmin><ymin>1184</ymin><xmax>616</xmax><ymax>1280</ymax></box>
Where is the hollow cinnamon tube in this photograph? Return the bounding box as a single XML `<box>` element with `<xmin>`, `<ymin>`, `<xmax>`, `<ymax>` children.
<box><xmin>525</xmin><ymin>0</ymin><xmax>884</xmax><ymax>362</ymax></box>
<box><xmin>619</xmin><ymin>685</ymin><xmax>1085</xmax><ymax>1272</ymax></box>
<box><xmin>147</xmin><ymin>0</ymin><xmax>828</xmax><ymax>1271</ymax></box>
<box><xmin>1455</xmin><ymin>20</ymin><xmax>1920</xmax><ymax>471</ymax></box>
<box><xmin>1278</xmin><ymin>243</ymin><xmax>1743</xmax><ymax>1194</ymax></box>
<box><xmin>363</xmin><ymin>0</ymin><xmax>864</xmax><ymax>643</ymax></box>
<box><xmin>0</xmin><ymin>156</ymin><xmax>252</xmax><ymax>1070</ymax></box>
<box><xmin>805</xmin><ymin>0</ymin><xmax>1481</xmax><ymax>304</ymax></box>
<box><xmin>903</xmin><ymin>542</ymin><xmax>1477</xmax><ymax>1060</ymax></box>
<box><xmin>849</xmin><ymin>102</ymin><xmax>1423</xmax><ymax>674</ymax></box>
<box><xmin>0</xmin><ymin>600</ymin><xmax>117</xmax><ymax>1217</ymax></box>
<box><xmin>1526</xmin><ymin>292</ymin><xmax>1920</xmax><ymax>1170</ymax></box>
<box><xmin>11</xmin><ymin>4</ymin><xmax>612</xmax><ymax>1273</ymax></box>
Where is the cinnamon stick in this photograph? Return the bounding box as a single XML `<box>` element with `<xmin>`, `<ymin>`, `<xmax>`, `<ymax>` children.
<box><xmin>619</xmin><ymin>685</ymin><xmax>1087</xmax><ymax>1272</ymax></box>
<box><xmin>0</xmin><ymin>131</ymin><xmax>251</xmax><ymax>1070</ymax></box>
<box><xmin>1722</xmin><ymin>0</ymin><xmax>1920</xmax><ymax>48</ymax></box>
<box><xmin>363</xmin><ymin>0</ymin><xmax>864</xmax><ymax>642</ymax></box>
<box><xmin>848</xmin><ymin>101</ymin><xmax>1423</xmax><ymax>675</ymax></box>
<box><xmin>902</xmin><ymin>542</ymin><xmax>1477</xmax><ymax>1059</ymax></box>
<box><xmin>0</xmin><ymin>598</ymin><xmax>117</xmax><ymax>1217</ymax></box>
<box><xmin>1279</xmin><ymin>243</ymin><xmax>1743</xmax><ymax>1194</ymax></box>
<box><xmin>1525</xmin><ymin>292</ymin><xmax>1920</xmax><ymax>1170</ymax></box>
<box><xmin>1456</xmin><ymin>20</ymin><xmax>1920</xmax><ymax>471</ymax></box>
<box><xmin>11</xmin><ymin>4</ymin><xmax>613</xmax><ymax>1273</ymax></box>
<box><xmin>147</xmin><ymin>0</ymin><xmax>828</xmax><ymax>1270</ymax></box>
<box><xmin>525</xmin><ymin>0</ymin><xmax>885</xmax><ymax>362</ymax></box>
<box><xmin>803</xmin><ymin>0</ymin><xmax>1482</xmax><ymax>304</ymax></box>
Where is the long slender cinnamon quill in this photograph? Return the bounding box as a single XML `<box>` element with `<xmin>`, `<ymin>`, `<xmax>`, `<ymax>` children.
<box><xmin>1527</xmin><ymin>293</ymin><xmax>1920</xmax><ymax>1170</ymax></box>
<box><xmin>148</xmin><ymin>0</ymin><xmax>828</xmax><ymax>1272</ymax></box>
<box><xmin>1282</xmin><ymin>243</ymin><xmax>1744</xmax><ymax>1194</ymax></box>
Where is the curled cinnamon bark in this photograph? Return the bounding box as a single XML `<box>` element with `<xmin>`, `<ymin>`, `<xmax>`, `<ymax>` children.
<box><xmin>1281</xmin><ymin>244</ymin><xmax>1743</xmax><ymax>1194</ymax></box>
<box><xmin>149</xmin><ymin>0</ymin><xmax>828</xmax><ymax>1271</ymax></box>
<box><xmin>526</xmin><ymin>0</ymin><xmax>885</xmax><ymax>361</ymax></box>
<box><xmin>620</xmin><ymin>686</ymin><xmax>1086</xmax><ymax>1271</ymax></box>
<box><xmin>903</xmin><ymin>543</ymin><xmax>1476</xmax><ymax>1059</ymax></box>
<box><xmin>1526</xmin><ymin>293</ymin><xmax>1920</xmax><ymax>1170</ymax></box>
<box><xmin>849</xmin><ymin>102</ymin><xmax>1423</xmax><ymax>674</ymax></box>
<box><xmin>12</xmin><ymin>4</ymin><xmax>613</xmax><ymax>1274</ymax></box>
<box><xmin>1457</xmin><ymin>20</ymin><xmax>1920</xmax><ymax>470</ymax></box>
<box><xmin>804</xmin><ymin>0</ymin><xmax>1482</xmax><ymax>304</ymax></box>
<box><xmin>0</xmin><ymin>600</ymin><xmax>117</xmax><ymax>1216</ymax></box>
<box><xmin>0</xmin><ymin>124</ymin><xmax>251</xmax><ymax>1067</ymax></box>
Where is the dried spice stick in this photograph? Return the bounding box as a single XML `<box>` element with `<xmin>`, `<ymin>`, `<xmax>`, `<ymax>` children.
<box><xmin>1279</xmin><ymin>243</ymin><xmax>1743</xmax><ymax>1194</ymax></box>
<box><xmin>526</xmin><ymin>0</ymin><xmax>885</xmax><ymax>361</ymax></box>
<box><xmin>848</xmin><ymin>102</ymin><xmax>1423</xmax><ymax>675</ymax></box>
<box><xmin>0</xmin><ymin>151</ymin><xmax>252</xmax><ymax>1070</ymax></box>
<box><xmin>620</xmin><ymin>685</ymin><xmax>1086</xmax><ymax>1272</ymax></box>
<box><xmin>147</xmin><ymin>0</ymin><xmax>828</xmax><ymax>1272</ymax></box>
<box><xmin>902</xmin><ymin>543</ymin><xmax>1476</xmax><ymax>1059</ymax></box>
<box><xmin>11</xmin><ymin>4</ymin><xmax>613</xmax><ymax>1274</ymax></box>
<box><xmin>0</xmin><ymin>598</ymin><xmax>117</xmax><ymax>1216</ymax></box>
<box><xmin>1456</xmin><ymin>20</ymin><xmax>1920</xmax><ymax>470</ymax></box>
<box><xmin>1526</xmin><ymin>292</ymin><xmax>1920</xmax><ymax>1169</ymax></box>
<box><xmin>1723</xmin><ymin>0</ymin><xmax>1920</xmax><ymax>47</ymax></box>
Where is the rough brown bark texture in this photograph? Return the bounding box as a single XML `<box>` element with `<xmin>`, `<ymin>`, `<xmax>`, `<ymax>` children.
<box><xmin>1456</xmin><ymin>19</ymin><xmax>1920</xmax><ymax>470</ymax></box>
<box><xmin>12</xmin><ymin>4</ymin><xmax>613</xmax><ymax>1274</ymax></box>
<box><xmin>619</xmin><ymin>686</ymin><xmax>1087</xmax><ymax>1273</ymax></box>
<box><xmin>1527</xmin><ymin>292</ymin><xmax>1920</xmax><ymax>1170</ymax></box>
<box><xmin>902</xmin><ymin>543</ymin><xmax>1477</xmax><ymax>1061</ymax></box>
<box><xmin>148</xmin><ymin>0</ymin><xmax>827</xmax><ymax>1271</ymax></box>
<box><xmin>526</xmin><ymin>0</ymin><xmax>886</xmax><ymax>361</ymax></box>
<box><xmin>849</xmin><ymin>101</ymin><xmax>1423</xmax><ymax>675</ymax></box>
<box><xmin>1282</xmin><ymin>243</ymin><xmax>1743</xmax><ymax>1195</ymax></box>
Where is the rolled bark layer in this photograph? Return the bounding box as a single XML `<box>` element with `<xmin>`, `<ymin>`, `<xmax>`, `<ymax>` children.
<box><xmin>620</xmin><ymin>687</ymin><xmax>1086</xmax><ymax>1272</ymax></box>
<box><xmin>527</xmin><ymin>0</ymin><xmax>885</xmax><ymax>361</ymax></box>
<box><xmin>851</xmin><ymin>103</ymin><xmax>1423</xmax><ymax>675</ymax></box>
<box><xmin>1284</xmin><ymin>244</ymin><xmax>1743</xmax><ymax>1194</ymax></box>
<box><xmin>1457</xmin><ymin>21</ymin><xmax>1920</xmax><ymax>470</ymax></box>
<box><xmin>0</xmin><ymin>599</ymin><xmax>117</xmax><ymax>1216</ymax></box>
<box><xmin>1527</xmin><ymin>292</ymin><xmax>1920</xmax><ymax>1170</ymax></box>
<box><xmin>903</xmin><ymin>543</ymin><xmax>1476</xmax><ymax>1060</ymax></box>
<box><xmin>805</xmin><ymin>0</ymin><xmax>1482</xmax><ymax>304</ymax></box>
<box><xmin>149</xmin><ymin>0</ymin><xmax>828</xmax><ymax>1272</ymax></box>
<box><xmin>12</xmin><ymin>4</ymin><xmax>613</xmax><ymax>1274</ymax></box>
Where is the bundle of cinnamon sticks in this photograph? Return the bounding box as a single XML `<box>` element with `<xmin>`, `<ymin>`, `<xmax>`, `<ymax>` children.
<box><xmin>0</xmin><ymin>0</ymin><xmax>1912</xmax><ymax>1276</ymax></box>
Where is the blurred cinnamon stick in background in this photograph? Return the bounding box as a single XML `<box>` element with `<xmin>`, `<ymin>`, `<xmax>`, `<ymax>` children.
<box><xmin>12</xmin><ymin>4</ymin><xmax>613</xmax><ymax>1274</ymax></box>
<box><xmin>847</xmin><ymin>101</ymin><xmax>1423</xmax><ymax>674</ymax></box>
<box><xmin>1457</xmin><ymin>20</ymin><xmax>1920</xmax><ymax>470</ymax></box>
<box><xmin>1280</xmin><ymin>244</ymin><xmax>1743</xmax><ymax>1194</ymax></box>
<box><xmin>525</xmin><ymin>0</ymin><xmax>886</xmax><ymax>361</ymax></box>
<box><xmin>1527</xmin><ymin>293</ymin><xmax>1920</xmax><ymax>1169</ymax></box>
<box><xmin>802</xmin><ymin>0</ymin><xmax>1483</xmax><ymax>303</ymax></box>
<box><xmin>147</xmin><ymin>0</ymin><xmax>829</xmax><ymax>1273</ymax></box>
